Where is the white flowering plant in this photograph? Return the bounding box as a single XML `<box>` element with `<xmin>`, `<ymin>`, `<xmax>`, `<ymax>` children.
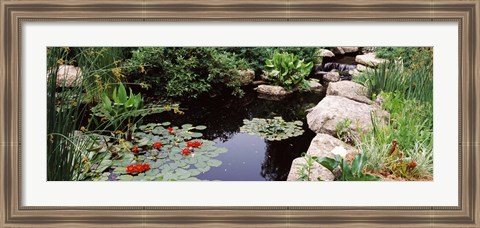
<box><xmin>313</xmin><ymin>146</ymin><xmax>381</xmax><ymax>181</ymax></box>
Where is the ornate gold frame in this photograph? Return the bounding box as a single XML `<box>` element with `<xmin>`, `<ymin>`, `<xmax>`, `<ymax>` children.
<box><xmin>1</xmin><ymin>0</ymin><xmax>479</xmax><ymax>227</ymax></box>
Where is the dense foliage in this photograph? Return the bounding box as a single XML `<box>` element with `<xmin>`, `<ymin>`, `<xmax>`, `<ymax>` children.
<box><xmin>127</xmin><ymin>47</ymin><xmax>249</xmax><ymax>98</ymax></box>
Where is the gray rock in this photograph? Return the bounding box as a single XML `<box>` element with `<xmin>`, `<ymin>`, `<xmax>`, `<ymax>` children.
<box><xmin>326</xmin><ymin>81</ymin><xmax>372</xmax><ymax>104</ymax></box>
<box><xmin>238</xmin><ymin>69</ymin><xmax>255</xmax><ymax>86</ymax></box>
<box><xmin>318</xmin><ymin>49</ymin><xmax>335</xmax><ymax>57</ymax></box>
<box><xmin>356</xmin><ymin>64</ymin><xmax>367</xmax><ymax>72</ymax></box>
<box><xmin>306</xmin><ymin>96</ymin><xmax>389</xmax><ymax>137</ymax></box>
<box><xmin>323</xmin><ymin>71</ymin><xmax>340</xmax><ymax>82</ymax></box>
<box><xmin>287</xmin><ymin>134</ymin><xmax>356</xmax><ymax>181</ymax></box>
<box><xmin>308</xmin><ymin>79</ymin><xmax>324</xmax><ymax>93</ymax></box>
<box><xmin>255</xmin><ymin>85</ymin><xmax>292</xmax><ymax>96</ymax></box>
<box><xmin>252</xmin><ymin>80</ymin><xmax>268</xmax><ymax>86</ymax></box>
<box><xmin>53</xmin><ymin>65</ymin><xmax>82</xmax><ymax>87</ymax></box>
<box><xmin>333</xmin><ymin>47</ymin><xmax>359</xmax><ymax>55</ymax></box>
<box><xmin>355</xmin><ymin>53</ymin><xmax>387</xmax><ymax>67</ymax></box>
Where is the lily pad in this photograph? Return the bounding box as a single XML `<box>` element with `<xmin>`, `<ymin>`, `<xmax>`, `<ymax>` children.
<box><xmin>207</xmin><ymin>159</ymin><xmax>222</xmax><ymax>167</ymax></box>
<box><xmin>240</xmin><ymin>117</ymin><xmax>304</xmax><ymax>141</ymax></box>
<box><xmin>195</xmin><ymin>125</ymin><xmax>207</xmax><ymax>130</ymax></box>
<box><xmin>190</xmin><ymin>132</ymin><xmax>203</xmax><ymax>138</ymax></box>
<box><xmin>117</xmin><ymin>175</ymin><xmax>134</xmax><ymax>181</ymax></box>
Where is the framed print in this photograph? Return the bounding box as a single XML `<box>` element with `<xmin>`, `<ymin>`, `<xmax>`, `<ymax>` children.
<box><xmin>1</xmin><ymin>0</ymin><xmax>479</xmax><ymax>227</ymax></box>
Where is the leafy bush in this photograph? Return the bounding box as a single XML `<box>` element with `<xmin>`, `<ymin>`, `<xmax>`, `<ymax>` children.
<box><xmin>127</xmin><ymin>47</ymin><xmax>249</xmax><ymax>99</ymax></box>
<box><xmin>227</xmin><ymin>47</ymin><xmax>321</xmax><ymax>74</ymax></box>
<box><xmin>375</xmin><ymin>47</ymin><xmax>433</xmax><ymax>71</ymax></box>
<box><xmin>264</xmin><ymin>52</ymin><xmax>314</xmax><ymax>91</ymax></box>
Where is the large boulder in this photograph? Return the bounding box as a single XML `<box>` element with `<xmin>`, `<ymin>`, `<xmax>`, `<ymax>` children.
<box><xmin>355</xmin><ymin>53</ymin><xmax>387</xmax><ymax>67</ymax></box>
<box><xmin>333</xmin><ymin>47</ymin><xmax>360</xmax><ymax>55</ymax></box>
<box><xmin>53</xmin><ymin>65</ymin><xmax>82</xmax><ymax>87</ymax></box>
<box><xmin>238</xmin><ymin>69</ymin><xmax>255</xmax><ymax>86</ymax></box>
<box><xmin>255</xmin><ymin>85</ymin><xmax>293</xmax><ymax>96</ymax></box>
<box><xmin>323</xmin><ymin>71</ymin><xmax>340</xmax><ymax>82</ymax></box>
<box><xmin>318</xmin><ymin>49</ymin><xmax>335</xmax><ymax>57</ymax></box>
<box><xmin>287</xmin><ymin>134</ymin><xmax>356</xmax><ymax>181</ymax></box>
<box><xmin>306</xmin><ymin>96</ymin><xmax>388</xmax><ymax>137</ymax></box>
<box><xmin>326</xmin><ymin>81</ymin><xmax>372</xmax><ymax>104</ymax></box>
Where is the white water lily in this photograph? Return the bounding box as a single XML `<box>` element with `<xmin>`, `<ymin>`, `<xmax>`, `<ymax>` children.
<box><xmin>331</xmin><ymin>146</ymin><xmax>347</xmax><ymax>158</ymax></box>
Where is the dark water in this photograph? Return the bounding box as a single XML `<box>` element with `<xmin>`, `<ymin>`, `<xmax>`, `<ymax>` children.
<box><xmin>145</xmin><ymin>89</ymin><xmax>324</xmax><ymax>181</ymax></box>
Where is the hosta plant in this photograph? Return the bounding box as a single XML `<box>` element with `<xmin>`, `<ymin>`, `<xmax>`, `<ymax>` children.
<box><xmin>240</xmin><ymin>117</ymin><xmax>304</xmax><ymax>141</ymax></box>
<box><xmin>264</xmin><ymin>52</ymin><xmax>313</xmax><ymax>91</ymax></box>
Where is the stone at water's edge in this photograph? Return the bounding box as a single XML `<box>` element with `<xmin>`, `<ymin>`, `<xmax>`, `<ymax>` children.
<box><xmin>287</xmin><ymin>134</ymin><xmax>357</xmax><ymax>181</ymax></box>
<box><xmin>355</xmin><ymin>53</ymin><xmax>387</xmax><ymax>67</ymax></box>
<box><xmin>318</xmin><ymin>48</ymin><xmax>335</xmax><ymax>57</ymax></box>
<box><xmin>356</xmin><ymin>64</ymin><xmax>367</xmax><ymax>72</ymax></box>
<box><xmin>326</xmin><ymin>81</ymin><xmax>372</xmax><ymax>105</ymax></box>
<box><xmin>308</xmin><ymin>80</ymin><xmax>324</xmax><ymax>93</ymax></box>
<box><xmin>255</xmin><ymin>84</ymin><xmax>293</xmax><ymax>96</ymax></box>
<box><xmin>306</xmin><ymin>95</ymin><xmax>389</xmax><ymax>137</ymax></box>
<box><xmin>323</xmin><ymin>71</ymin><xmax>340</xmax><ymax>83</ymax></box>
<box><xmin>238</xmin><ymin>69</ymin><xmax>255</xmax><ymax>86</ymax></box>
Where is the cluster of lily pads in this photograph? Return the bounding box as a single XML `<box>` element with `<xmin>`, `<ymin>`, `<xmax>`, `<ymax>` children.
<box><xmin>78</xmin><ymin>122</ymin><xmax>227</xmax><ymax>181</ymax></box>
<box><xmin>239</xmin><ymin>117</ymin><xmax>304</xmax><ymax>141</ymax></box>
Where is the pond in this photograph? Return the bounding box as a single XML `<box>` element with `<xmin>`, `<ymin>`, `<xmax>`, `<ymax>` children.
<box><xmin>145</xmin><ymin>88</ymin><xmax>324</xmax><ymax>181</ymax></box>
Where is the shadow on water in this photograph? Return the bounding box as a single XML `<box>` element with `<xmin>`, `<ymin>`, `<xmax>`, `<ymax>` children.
<box><xmin>144</xmin><ymin>89</ymin><xmax>324</xmax><ymax>181</ymax></box>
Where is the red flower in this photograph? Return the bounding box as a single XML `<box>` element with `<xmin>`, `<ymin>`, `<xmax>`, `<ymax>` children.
<box><xmin>167</xmin><ymin>127</ymin><xmax>174</xmax><ymax>133</ymax></box>
<box><xmin>132</xmin><ymin>146</ymin><xmax>139</xmax><ymax>154</ymax></box>
<box><xmin>142</xmin><ymin>163</ymin><xmax>150</xmax><ymax>171</ymax></box>
<box><xmin>134</xmin><ymin>164</ymin><xmax>144</xmax><ymax>173</ymax></box>
<box><xmin>186</xmin><ymin>141</ymin><xmax>202</xmax><ymax>148</ymax></box>
<box><xmin>153</xmin><ymin>142</ymin><xmax>162</xmax><ymax>150</ymax></box>
<box><xmin>408</xmin><ymin>160</ymin><xmax>417</xmax><ymax>168</ymax></box>
<box><xmin>126</xmin><ymin>165</ymin><xmax>135</xmax><ymax>173</ymax></box>
<box><xmin>182</xmin><ymin>148</ymin><xmax>190</xmax><ymax>156</ymax></box>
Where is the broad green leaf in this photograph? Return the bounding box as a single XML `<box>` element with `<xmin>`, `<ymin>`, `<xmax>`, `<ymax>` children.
<box><xmin>117</xmin><ymin>82</ymin><xmax>128</xmax><ymax>103</ymax></box>
<box><xmin>314</xmin><ymin>157</ymin><xmax>339</xmax><ymax>172</ymax></box>
<box><xmin>351</xmin><ymin>153</ymin><xmax>366</xmax><ymax>176</ymax></box>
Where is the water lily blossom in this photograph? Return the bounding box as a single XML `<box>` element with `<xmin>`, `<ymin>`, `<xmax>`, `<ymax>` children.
<box><xmin>186</xmin><ymin>141</ymin><xmax>202</xmax><ymax>148</ymax></box>
<box><xmin>331</xmin><ymin>146</ymin><xmax>347</xmax><ymax>158</ymax></box>
<box><xmin>182</xmin><ymin>148</ymin><xmax>190</xmax><ymax>156</ymax></box>
<box><xmin>153</xmin><ymin>142</ymin><xmax>162</xmax><ymax>150</ymax></box>
<box><xmin>167</xmin><ymin>127</ymin><xmax>174</xmax><ymax>133</ymax></box>
<box><xmin>132</xmin><ymin>146</ymin><xmax>139</xmax><ymax>154</ymax></box>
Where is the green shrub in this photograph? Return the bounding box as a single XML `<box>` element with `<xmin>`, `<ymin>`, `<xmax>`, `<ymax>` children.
<box><xmin>227</xmin><ymin>47</ymin><xmax>321</xmax><ymax>74</ymax></box>
<box><xmin>375</xmin><ymin>47</ymin><xmax>433</xmax><ymax>73</ymax></box>
<box><xmin>264</xmin><ymin>52</ymin><xmax>313</xmax><ymax>91</ymax></box>
<box><xmin>127</xmin><ymin>47</ymin><xmax>249</xmax><ymax>99</ymax></box>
